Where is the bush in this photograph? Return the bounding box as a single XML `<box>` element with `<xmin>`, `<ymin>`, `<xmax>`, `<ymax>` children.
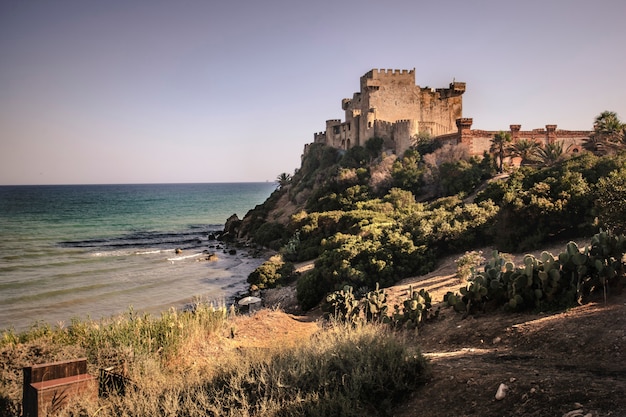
<box><xmin>391</xmin><ymin>149</ymin><xmax>424</xmax><ymax>195</ymax></box>
<box><xmin>192</xmin><ymin>322</ymin><xmax>428</xmax><ymax>417</ymax></box>
<box><xmin>253</xmin><ymin>222</ymin><xmax>288</xmax><ymax>249</ymax></box>
<box><xmin>438</xmin><ymin>158</ymin><xmax>488</xmax><ymax>197</ymax></box>
<box><xmin>247</xmin><ymin>255</ymin><xmax>295</xmax><ymax>290</ymax></box>
<box><xmin>455</xmin><ymin>250</ymin><xmax>486</xmax><ymax>281</ymax></box>
<box><xmin>594</xmin><ymin>166</ymin><xmax>626</xmax><ymax>234</ymax></box>
<box><xmin>297</xmin><ymin>270</ymin><xmax>332</xmax><ymax>311</ymax></box>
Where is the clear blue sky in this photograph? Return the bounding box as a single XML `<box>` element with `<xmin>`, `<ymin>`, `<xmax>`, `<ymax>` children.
<box><xmin>1</xmin><ymin>0</ymin><xmax>625</xmax><ymax>185</ymax></box>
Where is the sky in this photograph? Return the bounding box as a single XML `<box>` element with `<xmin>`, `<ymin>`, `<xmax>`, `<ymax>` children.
<box><xmin>1</xmin><ymin>0</ymin><xmax>625</xmax><ymax>185</ymax></box>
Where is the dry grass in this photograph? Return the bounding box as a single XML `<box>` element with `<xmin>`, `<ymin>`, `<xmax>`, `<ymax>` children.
<box><xmin>1</xmin><ymin>304</ymin><xmax>427</xmax><ymax>417</ymax></box>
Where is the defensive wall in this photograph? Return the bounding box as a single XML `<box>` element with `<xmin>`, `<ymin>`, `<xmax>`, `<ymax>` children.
<box><xmin>315</xmin><ymin>68</ymin><xmax>465</xmax><ymax>155</ymax></box>
<box><xmin>313</xmin><ymin>68</ymin><xmax>592</xmax><ymax>158</ymax></box>
<box><xmin>455</xmin><ymin>118</ymin><xmax>589</xmax><ymax>156</ymax></box>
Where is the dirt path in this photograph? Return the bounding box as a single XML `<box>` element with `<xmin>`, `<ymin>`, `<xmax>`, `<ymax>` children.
<box><xmin>259</xmin><ymin>241</ymin><xmax>626</xmax><ymax>416</ymax></box>
<box><xmin>395</xmin><ymin>295</ymin><xmax>626</xmax><ymax>416</ymax></box>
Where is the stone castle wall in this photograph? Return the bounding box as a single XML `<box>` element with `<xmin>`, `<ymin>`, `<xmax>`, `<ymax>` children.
<box><xmin>313</xmin><ymin>69</ymin><xmax>591</xmax><ymax>158</ymax></box>
<box><xmin>315</xmin><ymin>69</ymin><xmax>465</xmax><ymax>155</ymax></box>
<box><xmin>456</xmin><ymin>118</ymin><xmax>590</xmax><ymax>156</ymax></box>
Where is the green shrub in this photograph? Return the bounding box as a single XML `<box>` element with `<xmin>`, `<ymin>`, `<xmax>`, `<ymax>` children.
<box><xmin>297</xmin><ymin>270</ymin><xmax>330</xmax><ymax>311</ymax></box>
<box><xmin>594</xmin><ymin>166</ymin><xmax>626</xmax><ymax>234</ymax></box>
<box><xmin>253</xmin><ymin>221</ymin><xmax>288</xmax><ymax>249</ymax></box>
<box><xmin>247</xmin><ymin>255</ymin><xmax>295</xmax><ymax>290</ymax></box>
<box><xmin>455</xmin><ymin>250</ymin><xmax>486</xmax><ymax>281</ymax></box>
<box><xmin>391</xmin><ymin>149</ymin><xmax>424</xmax><ymax>195</ymax></box>
<box><xmin>438</xmin><ymin>158</ymin><xmax>486</xmax><ymax>197</ymax></box>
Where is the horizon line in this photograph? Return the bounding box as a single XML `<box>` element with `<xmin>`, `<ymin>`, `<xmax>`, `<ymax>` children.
<box><xmin>0</xmin><ymin>180</ymin><xmax>277</xmax><ymax>187</ymax></box>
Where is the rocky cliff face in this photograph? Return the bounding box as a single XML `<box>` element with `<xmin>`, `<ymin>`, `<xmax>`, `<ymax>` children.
<box><xmin>232</xmin><ymin>143</ymin><xmax>341</xmax><ymax>242</ymax></box>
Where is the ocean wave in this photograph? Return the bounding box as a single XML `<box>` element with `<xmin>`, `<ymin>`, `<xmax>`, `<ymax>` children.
<box><xmin>135</xmin><ymin>249</ymin><xmax>167</xmax><ymax>255</ymax></box>
<box><xmin>167</xmin><ymin>252</ymin><xmax>204</xmax><ymax>262</ymax></box>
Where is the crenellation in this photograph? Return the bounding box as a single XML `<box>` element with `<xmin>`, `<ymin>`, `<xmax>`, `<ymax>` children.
<box><xmin>312</xmin><ymin>68</ymin><xmax>592</xmax><ymax>156</ymax></box>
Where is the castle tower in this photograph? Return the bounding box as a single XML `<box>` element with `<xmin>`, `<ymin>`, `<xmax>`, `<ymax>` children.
<box><xmin>456</xmin><ymin>118</ymin><xmax>474</xmax><ymax>149</ymax></box>
<box><xmin>510</xmin><ymin>125</ymin><xmax>521</xmax><ymax>141</ymax></box>
<box><xmin>546</xmin><ymin>125</ymin><xmax>557</xmax><ymax>143</ymax></box>
<box><xmin>316</xmin><ymin>69</ymin><xmax>465</xmax><ymax>154</ymax></box>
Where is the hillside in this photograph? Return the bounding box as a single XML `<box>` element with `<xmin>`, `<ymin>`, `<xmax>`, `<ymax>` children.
<box><xmin>4</xmin><ymin>142</ymin><xmax>626</xmax><ymax>416</ymax></box>
<box><xmin>258</xmin><ymin>241</ymin><xmax>626</xmax><ymax>416</ymax></box>
<box><xmin>235</xmin><ymin>141</ymin><xmax>626</xmax><ymax>415</ymax></box>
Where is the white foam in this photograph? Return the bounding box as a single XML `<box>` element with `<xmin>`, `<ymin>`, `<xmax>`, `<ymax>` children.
<box><xmin>167</xmin><ymin>252</ymin><xmax>204</xmax><ymax>262</ymax></box>
<box><xmin>91</xmin><ymin>250</ymin><xmax>133</xmax><ymax>258</ymax></box>
<box><xmin>135</xmin><ymin>250</ymin><xmax>162</xmax><ymax>255</ymax></box>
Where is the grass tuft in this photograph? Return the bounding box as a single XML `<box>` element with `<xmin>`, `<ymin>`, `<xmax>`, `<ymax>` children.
<box><xmin>1</xmin><ymin>309</ymin><xmax>427</xmax><ymax>417</ymax></box>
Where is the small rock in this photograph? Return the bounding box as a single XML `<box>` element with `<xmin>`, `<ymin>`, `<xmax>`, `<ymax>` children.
<box><xmin>495</xmin><ymin>383</ymin><xmax>508</xmax><ymax>400</ymax></box>
<box><xmin>509</xmin><ymin>377</ymin><xmax>516</xmax><ymax>383</ymax></box>
<box><xmin>493</xmin><ymin>337</ymin><xmax>502</xmax><ymax>345</ymax></box>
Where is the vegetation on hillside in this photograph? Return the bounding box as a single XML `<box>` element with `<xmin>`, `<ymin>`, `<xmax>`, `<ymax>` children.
<box><xmin>244</xmin><ymin>112</ymin><xmax>626</xmax><ymax>311</ymax></box>
<box><xmin>2</xmin><ymin>112</ymin><xmax>626</xmax><ymax>417</ymax></box>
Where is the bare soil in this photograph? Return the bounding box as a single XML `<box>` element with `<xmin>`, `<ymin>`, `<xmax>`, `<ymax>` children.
<box><xmin>259</xmin><ymin>243</ymin><xmax>626</xmax><ymax>417</ymax></box>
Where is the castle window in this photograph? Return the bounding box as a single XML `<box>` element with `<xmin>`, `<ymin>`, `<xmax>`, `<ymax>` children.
<box><xmin>333</xmin><ymin>126</ymin><xmax>340</xmax><ymax>134</ymax></box>
<box><xmin>368</xmin><ymin>122</ymin><xmax>372</xmax><ymax>128</ymax></box>
<box><xmin>347</xmin><ymin>123</ymin><xmax>351</xmax><ymax>130</ymax></box>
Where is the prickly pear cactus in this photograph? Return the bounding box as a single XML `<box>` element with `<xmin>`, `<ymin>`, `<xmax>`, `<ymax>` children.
<box><xmin>326</xmin><ymin>285</ymin><xmax>360</xmax><ymax>323</ymax></box>
<box><xmin>364</xmin><ymin>283</ymin><xmax>389</xmax><ymax>323</ymax></box>
<box><xmin>393</xmin><ymin>286</ymin><xmax>437</xmax><ymax>329</ymax></box>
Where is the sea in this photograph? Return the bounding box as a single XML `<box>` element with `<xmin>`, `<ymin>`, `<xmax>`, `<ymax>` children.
<box><xmin>0</xmin><ymin>183</ymin><xmax>276</xmax><ymax>332</ymax></box>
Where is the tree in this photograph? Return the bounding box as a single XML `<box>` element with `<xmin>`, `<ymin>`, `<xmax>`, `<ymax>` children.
<box><xmin>364</xmin><ymin>137</ymin><xmax>384</xmax><ymax>160</ymax></box>
<box><xmin>490</xmin><ymin>131</ymin><xmax>512</xmax><ymax>173</ymax></box>
<box><xmin>534</xmin><ymin>141</ymin><xmax>565</xmax><ymax>167</ymax></box>
<box><xmin>411</xmin><ymin>131</ymin><xmax>441</xmax><ymax>155</ymax></box>
<box><xmin>276</xmin><ymin>172</ymin><xmax>292</xmax><ymax>188</ymax></box>
<box><xmin>507</xmin><ymin>138</ymin><xmax>540</xmax><ymax>166</ymax></box>
<box><xmin>594</xmin><ymin>167</ymin><xmax>626</xmax><ymax>234</ymax></box>
<box><xmin>584</xmin><ymin>111</ymin><xmax>625</xmax><ymax>154</ymax></box>
<box><xmin>391</xmin><ymin>149</ymin><xmax>424</xmax><ymax>195</ymax></box>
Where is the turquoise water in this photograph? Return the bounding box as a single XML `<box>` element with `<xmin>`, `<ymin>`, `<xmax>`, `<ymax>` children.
<box><xmin>0</xmin><ymin>183</ymin><xmax>276</xmax><ymax>331</ymax></box>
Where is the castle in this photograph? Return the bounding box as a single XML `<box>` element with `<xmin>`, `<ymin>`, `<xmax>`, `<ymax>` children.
<box><xmin>313</xmin><ymin>68</ymin><xmax>591</xmax><ymax>157</ymax></box>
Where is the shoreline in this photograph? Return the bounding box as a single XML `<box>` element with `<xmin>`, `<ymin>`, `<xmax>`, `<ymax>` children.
<box><xmin>1</xmin><ymin>242</ymin><xmax>272</xmax><ymax>334</ymax></box>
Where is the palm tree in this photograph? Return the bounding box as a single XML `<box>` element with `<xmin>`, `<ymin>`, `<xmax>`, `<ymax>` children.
<box><xmin>490</xmin><ymin>131</ymin><xmax>512</xmax><ymax>173</ymax></box>
<box><xmin>584</xmin><ymin>111</ymin><xmax>625</xmax><ymax>154</ymax></box>
<box><xmin>276</xmin><ymin>172</ymin><xmax>292</xmax><ymax>188</ymax></box>
<box><xmin>507</xmin><ymin>138</ymin><xmax>540</xmax><ymax>166</ymax></box>
<box><xmin>534</xmin><ymin>141</ymin><xmax>565</xmax><ymax>167</ymax></box>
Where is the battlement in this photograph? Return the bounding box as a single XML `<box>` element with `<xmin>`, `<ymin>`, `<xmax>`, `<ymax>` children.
<box><xmin>436</xmin><ymin>82</ymin><xmax>466</xmax><ymax>98</ymax></box>
<box><xmin>361</xmin><ymin>68</ymin><xmax>416</xmax><ymax>89</ymax></box>
<box><xmin>317</xmin><ymin>68</ymin><xmax>465</xmax><ymax>154</ymax></box>
<box><xmin>374</xmin><ymin>120</ymin><xmax>395</xmax><ymax>128</ymax></box>
<box><xmin>456</xmin><ymin>118</ymin><xmax>473</xmax><ymax>128</ymax></box>
<box><xmin>363</xmin><ymin>68</ymin><xmax>415</xmax><ymax>79</ymax></box>
<box><xmin>311</xmin><ymin>67</ymin><xmax>592</xmax><ymax>160</ymax></box>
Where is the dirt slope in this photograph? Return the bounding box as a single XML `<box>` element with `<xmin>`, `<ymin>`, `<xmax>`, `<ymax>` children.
<box><xmin>259</xmin><ymin>242</ymin><xmax>626</xmax><ymax>416</ymax></box>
